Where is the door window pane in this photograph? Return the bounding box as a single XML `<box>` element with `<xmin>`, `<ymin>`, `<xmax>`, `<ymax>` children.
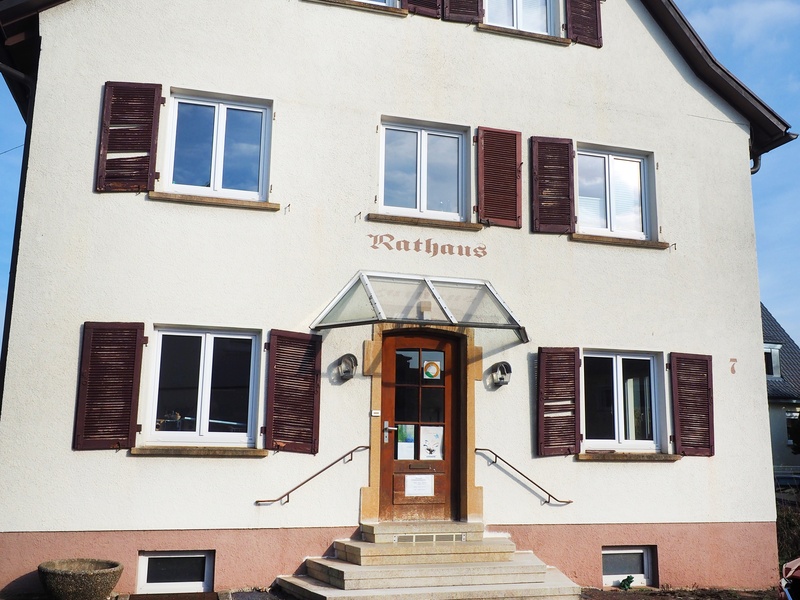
<box><xmin>584</xmin><ymin>356</ymin><xmax>615</xmax><ymax>440</ymax></box>
<box><xmin>578</xmin><ymin>154</ymin><xmax>607</xmax><ymax>229</ymax></box>
<box><xmin>222</xmin><ymin>108</ymin><xmax>262</xmax><ymax>192</ymax></box>
<box><xmin>426</xmin><ymin>134</ymin><xmax>459</xmax><ymax>214</ymax></box>
<box><xmin>396</xmin><ymin>350</ymin><xmax>419</xmax><ymax>384</ymax></box>
<box><xmin>395</xmin><ymin>387</ymin><xmax>419</xmax><ymax>422</ymax></box>
<box><xmin>421</xmin><ymin>388</ymin><xmax>444</xmax><ymax>423</ymax></box>
<box><xmin>622</xmin><ymin>358</ymin><xmax>652</xmax><ymax>441</ymax></box>
<box><xmin>156</xmin><ymin>335</ymin><xmax>202</xmax><ymax>432</ymax></box>
<box><xmin>173</xmin><ymin>103</ymin><xmax>215</xmax><ymax>187</ymax></box>
<box><xmin>384</xmin><ymin>129</ymin><xmax>418</xmax><ymax>209</ymax></box>
<box><xmin>208</xmin><ymin>337</ymin><xmax>252</xmax><ymax>433</ymax></box>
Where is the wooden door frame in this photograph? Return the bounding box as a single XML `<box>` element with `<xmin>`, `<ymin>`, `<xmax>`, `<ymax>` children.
<box><xmin>360</xmin><ymin>323</ymin><xmax>484</xmax><ymax>524</ymax></box>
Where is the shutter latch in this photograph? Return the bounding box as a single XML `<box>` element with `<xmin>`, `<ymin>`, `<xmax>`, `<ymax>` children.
<box><xmin>136</xmin><ymin>424</ymin><xmax>142</xmax><ymax>432</ymax></box>
<box><xmin>260</xmin><ymin>426</ymin><xmax>267</xmax><ymax>436</ymax></box>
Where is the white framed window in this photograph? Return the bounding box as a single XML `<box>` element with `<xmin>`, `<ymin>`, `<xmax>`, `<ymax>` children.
<box><xmin>359</xmin><ymin>0</ymin><xmax>398</xmax><ymax>6</ymax></box>
<box><xmin>149</xmin><ymin>329</ymin><xmax>259</xmax><ymax>446</ymax></box>
<box><xmin>765</xmin><ymin>344</ymin><xmax>782</xmax><ymax>379</ymax></box>
<box><xmin>602</xmin><ymin>546</ymin><xmax>653</xmax><ymax>588</ymax></box>
<box><xmin>583</xmin><ymin>352</ymin><xmax>659</xmax><ymax>452</ymax></box>
<box><xmin>485</xmin><ymin>0</ymin><xmax>559</xmax><ymax>35</ymax></box>
<box><xmin>380</xmin><ymin>121</ymin><xmax>468</xmax><ymax>222</ymax></box>
<box><xmin>166</xmin><ymin>93</ymin><xmax>272</xmax><ymax>202</ymax></box>
<box><xmin>137</xmin><ymin>551</ymin><xmax>214</xmax><ymax>594</ymax></box>
<box><xmin>577</xmin><ymin>150</ymin><xmax>649</xmax><ymax>240</ymax></box>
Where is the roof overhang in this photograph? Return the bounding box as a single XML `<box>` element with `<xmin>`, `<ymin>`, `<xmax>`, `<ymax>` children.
<box><xmin>311</xmin><ymin>272</ymin><xmax>529</xmax><ymax>344</ymax></box>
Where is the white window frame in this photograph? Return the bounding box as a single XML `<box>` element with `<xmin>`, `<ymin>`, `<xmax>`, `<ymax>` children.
<box><xmin>379</xmin><ymin>121</ymin><xmax>468</xmax><ymax>223</ymax></box>
<box><xmin>576</xmin><ymin>149</ymin><xmax>649</xmax><ymax>241</ymax></box>
<box><xmin>358</xmin><ymin>0</ymin><xmax>398</xmax><ymax>6</ymax></box>
<box><xmin>484</xmin><ymin>0</ymin><xmax>560</xmax><ymax>36</ymax></box>
<box><xmin>137</xmin><ymin>551</ymin><xmax>214</xmax><ymax>594</ymax></box>
<box><xmin>602</xmin><ymin>546</ymin><xmax>652</xmax><ymax>588</ymax></box>
<box><xmin>582</xmin><ymin>351</ymin><xmax>660</xmax><ymax>452</ymax></box>
<box><xmin>148</xmin><ymin>329</ymin><xmax>259</xmax><ymax>447</ymax></box>
<box><xmin>765</xmin><ymin>343</ymin><xmax>782</xmax><ymax>379</ymax></box>
<box><xmin>166</xmin><ymin>92</ymin><xmax>272</xmax><ymax>202</ymax></box>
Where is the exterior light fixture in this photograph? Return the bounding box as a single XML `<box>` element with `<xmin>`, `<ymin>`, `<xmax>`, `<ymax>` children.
<box><xmin>490</xmin><ymin>362</ymin><xmax>512</xmax><ymax>387</ymax></box>
<box><xmin>338</xmin><ymin>353</ymin><xmax>358</xmax><ymax>381</ymax></box>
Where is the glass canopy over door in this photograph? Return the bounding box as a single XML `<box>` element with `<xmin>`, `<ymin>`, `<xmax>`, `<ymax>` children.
<box><xmin>311</xmin><ymin>272</ymin><xmax>528</xmax><ymax>343</ymax></box>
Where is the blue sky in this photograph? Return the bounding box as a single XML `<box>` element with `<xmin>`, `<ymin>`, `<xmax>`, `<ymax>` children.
<box><xmin>0</xmin><ymin>0</ymin><xmax>798</xmax><ymax>342</ymax></box>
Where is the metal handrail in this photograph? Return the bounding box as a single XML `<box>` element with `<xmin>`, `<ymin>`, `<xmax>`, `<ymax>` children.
<box><xmin>475</xmin><ymin>447</ymin><xmax>573</xmax><ymax>505</ymax></box>
<box><xmin>255</xmin><ymin>445</ymin><xmax>369</xmax><ymax>504</ymax></box>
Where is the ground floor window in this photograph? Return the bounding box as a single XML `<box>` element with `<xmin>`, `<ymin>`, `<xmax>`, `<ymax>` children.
<box><xmin>137</xmin><ymin>551</ymin><xmax>214</xmax><ymax>594</ymax></box>
<box><xmin>787</xmin><ymin>411</ymin><xmax>799</xmax><ymax>445</ymax></box>
<box><xmin>602</xmin><ymin>546</ymin><xmax>653</xmax><ymax>588</ymax></box>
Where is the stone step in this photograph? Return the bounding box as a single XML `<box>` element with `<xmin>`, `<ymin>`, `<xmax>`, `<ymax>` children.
<box><xmin>334</xmin><ymin>538</ymin><xmax>516</xmax><ymax>566</ymax></box>
<box><xmin>306</xmin><ymin>551</ymin><xmax>547</xmax><ymax>590</ymax></box>
<box><xmin>276</xmin><ymin>566</ymin><xmax>581</xmax><ymax>600</ymax></box>
<box><xmin>360</xmin><ymin>521</ymin><xmax>485</xmax><ymax>543</ymax></box>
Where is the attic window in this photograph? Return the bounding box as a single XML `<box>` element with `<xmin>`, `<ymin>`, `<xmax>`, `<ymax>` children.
<box><xmin>765</xmin><ymin>344</ymin><xmax>782</xmax><ymax>379</ymax></box>
<box><xmin>311</xmin><ymin>272</ymin><xmax>528</xmax><ymax>343</ymax></box>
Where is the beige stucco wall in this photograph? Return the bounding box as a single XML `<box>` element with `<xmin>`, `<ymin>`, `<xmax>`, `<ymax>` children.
<box><xmin>0</xmin><ymin>0</ymin><xmax>775</xmax><ymax>543</ymax></box>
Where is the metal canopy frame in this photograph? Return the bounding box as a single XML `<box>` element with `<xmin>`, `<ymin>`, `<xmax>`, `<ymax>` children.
<box><xmin>311</xmin><ymin>271</ymin><xmax>529</xmax><ymax>344</ymax></box>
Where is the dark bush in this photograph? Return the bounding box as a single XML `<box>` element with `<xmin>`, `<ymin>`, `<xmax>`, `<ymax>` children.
<box><xmin>777</xmin><ymin>503</ymin><xmax>800</xmax><ymax>565</ymax></box>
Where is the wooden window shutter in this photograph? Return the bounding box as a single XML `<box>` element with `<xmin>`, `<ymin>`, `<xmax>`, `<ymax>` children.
<box><xmin>566</xmin><ymin>0</ymin><xmax>602</xmax><ymax>48</ymax></box>
<box><xmin>443</xmin><ymin>0</ymin><xmax>482</xmax><ymax>23</ymax></box>
<box><xmin>670</xmin><ymin>353</ymin><xmax>714</xmax><ymax>457</ymax></box>
<box><xmin>73</xmin><ymin>322</ymin><xmax>146</xmax><ymax>450</ymax></box>
<box><xmin>401</xmin><ymin>0</ymin><xmax>442</xmax><ymax>18</ymax></box>
<box><xmin>266</xmin><ymin>330</ymin><xmax>323</xmax><ymax>454</ymax></box>
<box><xmin>96</xmin><ymin>82</ymin><xmax>163</xmax><ymax>193</ymax></box>
<box><xmin>537</xmin><ymin>347</ymin><xmax>581</xmax><ymax>456</ymax></box>
<box><xmin>478</xmin><ymin>127</ymin><xmax>521</xmax><ymax>228</ymax></box>
<box><xmin>531</xmin><ymin>136</ymin><xmax>575</xmax><ymax>233</ymax></box>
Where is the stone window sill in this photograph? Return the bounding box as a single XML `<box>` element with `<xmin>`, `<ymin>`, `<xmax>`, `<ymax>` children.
<box><xmin>302</xmin><ymin>0</ymin><xmax>408</xmax><ymax>17</ymax></box>
<box><xmin>576</xmin><ymin>452</ymin><xmax>682</xmax><ymax>462</ymax></box>
<box><xmin>366</xmin><ymin>213</ymin><xmax>483</xmax><ymax>231</ymax></box>
<box><xmin>131</xmin><ymin>446</ymin><xmax>270</xmax><ymax>458</ymax></box>
<box><xmin>570</xmin><ymin>233</ymin><xmax>671</xmax><ymax>250</ymax></box>
<box><xmin>475</xmin><ymin>23</ymin><xmax>571</xmax><ymax>46</ymax></box>
<box><xmin>149</xmin><ymin>191</ymin><xmax>280</xmax><ymax>212</ymax></box>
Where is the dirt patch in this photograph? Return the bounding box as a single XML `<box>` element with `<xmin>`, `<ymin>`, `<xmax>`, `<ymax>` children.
<box><xmin>580</xmin><ymin>588</ymin><xmax>781</xmax><ymax>600</ymax></box>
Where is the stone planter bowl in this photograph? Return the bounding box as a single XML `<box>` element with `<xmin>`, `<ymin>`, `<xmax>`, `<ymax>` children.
<box><xmin>38</xmin><ymin>559</ymin><xmax>123</xmax><ymax>600</ymax></box>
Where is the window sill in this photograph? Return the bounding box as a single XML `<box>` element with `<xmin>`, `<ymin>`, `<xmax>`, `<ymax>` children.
<box><xmin>131</xmin><ymin>446</ymin><xmax>270</xmax><ymax>458</ymax></box>
<box><xmin>366</xmin><ymin>213</ymin><xmax>483</xmax><ymax>231</ymax></box>
<box><xmin>148</xmin><ymin>191</ymin><xmax>280</xmax><ymax>211</ymax></box>
<box><xmin>570</xmin><ymin>233</ymin><xmax>670</xmax><ymax>250</ymax></box>
<box><xmin>475</xmin><ymin>23</ymin><xmax>571</xmax><ymax>47</ymax></box>
<box><xmin>576</xmin><ymin>452</ymin><xmax>682</xmax><ymax>462</ymax></box>
<box><xmin>301</xmin><ymin>0</ymin><xmax>408</xmax><ymax>17</ymax></box>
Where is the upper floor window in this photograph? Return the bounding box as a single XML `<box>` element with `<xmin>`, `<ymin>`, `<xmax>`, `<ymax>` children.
<box><xmin>167</xmin><ymin>93</ymin><xmax>272</xmax><ymax>202</ymax></box>
<box><xmin>583</xmin><ymin>352</ymin><xmax>659</xmax><ymax>451</ymax></box>
<box><xmin>485</xmin><ymin>0</ymin><xmax>558</xmax><ymax>35</ymax></box>
<box><xmin>380</xmin><ymin>121</ymin><xmax>468</xmax><ymax>222</ymax></box>
<box><xmin>577</xmin><ymin>150</ymin><xmax>649</xmax><ymax>240</ymax></box>
<box><xmin>765</xmin><ymin>343</ymin><xmax>782</xmax><ymax>379</ymax></box>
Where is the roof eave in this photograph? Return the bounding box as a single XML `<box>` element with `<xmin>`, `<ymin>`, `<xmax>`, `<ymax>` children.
<box><xmin>0</xmin><ymin>0</ymin><xmax>67</xmax><ymax>26</ymax></box>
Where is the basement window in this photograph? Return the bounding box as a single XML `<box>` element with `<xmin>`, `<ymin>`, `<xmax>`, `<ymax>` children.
<box><xmin>137</xmin><ymin>551</ymin><xmax>214</xmax><ymax>594</ymax></box>
<box><xmin>602</xmin><ymin>546</ymin><xmax>652</xmax><ymax>588</ymax></box>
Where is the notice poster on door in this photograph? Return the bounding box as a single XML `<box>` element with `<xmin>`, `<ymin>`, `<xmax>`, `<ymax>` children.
<box><xmin>423</xmin><ymin>360</ymin><xmax>441</xmax><ymax>380</ymax></box>
<box><xmin>397</xmin><ymin>424</ymin><xmax>415</xmax><ymax>460</ymax></box>
<box><xmin>420</xmin><ymin>426</ymin><xmax>443</xmax><ymax>460</ymax></box>
<box><xmin>405</xmin><ymin>474</ymin><xmax>434</xmax><ymax>497</ymax></box>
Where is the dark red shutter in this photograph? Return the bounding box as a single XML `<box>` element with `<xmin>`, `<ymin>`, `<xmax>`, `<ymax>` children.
<box><xmin>402</xmin><ymin>0</ymin><xmax>441</xmax><ymax>18</ymax></box>
<box><xmin>537</xmin><ymin>347</ymin><xmax>581</xmax><ymax>456</ymax></box>
<box><xmin>96</xmin><ymin>82</ymin><xmax>163</xmax><ymax>193</ymax></box>
<box><xmin>266</xmin><ymin>330</ymin><xmax>323</xmax><ymax>454</ymax></box>
<box><xmin>566</xmin><ymin>0</ymin><xmax>602</xmax><ymax>47</ymax></box>
<box><xmin>670</xmin><ymin>353</ymin><xmax>714</xmax><ymax>456</ymax></box>
<box><xmin>73</xmin><ymin>322</ymin><xmax>146</xmax><ymax>450</ymax></box>
<box><xmin>531</xmin><ymin>137</ymin><xmax>575</xmax><ymax>233</ymax></box>
<box><xmin>443</xmin><ymin>0</ymin><xmax>482</xmax><ymax>22</ymax></box>
<box><xmin>478</xmin><ymin>127</ymin><xmax>522</xmax><ymax>228</ymax></box>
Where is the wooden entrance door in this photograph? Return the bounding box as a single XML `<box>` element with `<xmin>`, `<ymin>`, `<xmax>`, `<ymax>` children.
<box><xmin>379</xmin><ymin>332</ymin><xmax>460</xmax><ymax>521</ymax></box>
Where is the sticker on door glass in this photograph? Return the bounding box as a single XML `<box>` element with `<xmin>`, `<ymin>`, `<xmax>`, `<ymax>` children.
<box><xmin>405</xmin><ymin>474</ymin><xmax>434</xmax><ymax>497</ymax></box>
<box><xmin>420</xmin><ymin>426</ymin><xmax>443</xmax><ymax>460</ymax></box>
<box><xmin>423</xmin><ymin>360</ymin><xmax>441</xmax><ymax>380</ymax></box>
<box><xmin>397</xmin><ymin>424</ymin><xmax>415</xmax><ymax>460</ymax></box>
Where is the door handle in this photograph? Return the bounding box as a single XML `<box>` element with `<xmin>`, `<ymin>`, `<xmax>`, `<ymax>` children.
<box><xmin>383</xmin><ymin>421</ymin><xmax>397</xmax><ymax>443</ymax></box>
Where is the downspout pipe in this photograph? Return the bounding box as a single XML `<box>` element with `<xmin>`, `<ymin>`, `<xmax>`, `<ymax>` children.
<box><xmin>0</xmin><ymin>52</ymin><xmax>37</xmax><ymax>419</ymax></box>
<box><xmin>750</xmin><ymin>154</ymin><xmax>762</xmax><ymax>175</ymax></box>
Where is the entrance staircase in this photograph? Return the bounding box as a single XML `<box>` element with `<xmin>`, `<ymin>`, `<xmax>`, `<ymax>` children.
<box><xmin>274</xmin><ymin>522</ymin><xmax>581</xmax><ymax>600</ymax></box>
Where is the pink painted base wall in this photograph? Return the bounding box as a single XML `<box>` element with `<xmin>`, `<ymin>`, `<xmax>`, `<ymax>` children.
<box><xmin>488</xmin><ymin>522</ymin><xmax>778</xmax><ymax>590</ymax></box>
<box><xmin>0</xmin><ymin>521</ymin><xmax>778</xmax><ymax>596</ymax></box>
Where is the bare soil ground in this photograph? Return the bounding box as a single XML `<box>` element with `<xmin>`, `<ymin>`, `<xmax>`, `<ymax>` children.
<box><xmin>580</xmin><ymin>588</ymin><xmax>781</xmax><ymax>600</ymax></box>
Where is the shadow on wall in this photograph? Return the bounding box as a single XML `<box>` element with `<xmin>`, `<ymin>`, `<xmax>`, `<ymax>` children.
<box><xmin>1</xmin><ymin>570</ymin><xmax>45</xmax><ymax>598</ymax></box>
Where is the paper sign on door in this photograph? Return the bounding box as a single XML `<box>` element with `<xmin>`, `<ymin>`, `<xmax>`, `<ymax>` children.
<box><xmin>405</xmin><ymin>474</ymin><xmax>434</xmax><ymax>497</ymax></box>
<box><xmin>420</xmin><ymin>426</ymin><xmax>443</xmax><ymax>460</ymax></box>
<box><xmin>423</xmin><ymin>360</ymin><xmax>441</xmax><ymax>379</ymax></box>
<box><xmin>397</xmin><ymin>424</ymin><xmax>415</xmax><ymax>460</ymax></box>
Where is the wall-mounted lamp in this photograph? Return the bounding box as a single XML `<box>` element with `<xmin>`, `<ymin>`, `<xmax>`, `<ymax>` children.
<box><xmin>490</xmin><ymin>361</ymin><xmax>512</xmax><ymax>387</ymax></box>
<box><xmin>338</xmin><ymin>353</ymin><xmax>358</xmax><ymax>381</ymax></box>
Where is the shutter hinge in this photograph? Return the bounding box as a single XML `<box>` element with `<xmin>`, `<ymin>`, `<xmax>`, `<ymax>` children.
<box><xmin>260</xmin><ymin>426</ymin><xmax>267</xmax><ymax>435</ymax></box>
<box><xmin>154</xmin><ymin>172</ymin><xmax>160</xmax><ymax>181</ymax></box>
<box><xmin>579</xmin><ymin>434</ymin><xmax>584</xmax><ymax>441</ymax></box>
<box><xmin>666</xmin><ymin>363</ymin><xmax>671</xmax><ymax>371</ymax></box>
<box><xmin>473</xmin><ymin>135</ymin><xmax>478</xmax><ymax>144</ymax></box>
<box><xmin>142</xmin><ymin>336</ymin><xmax>149</xmax><ymax>345</ymax></box>
<box><xmin>136</xmin><ymin>424</ymin><xmax>142</xmax><ymax>433</ymax></box>
<box><xmin>160</xmin><ymin>97</ymin><xmax>166</xmax><ymax>105</ymax></box>
<box><xmin>562</xmin><ymin>23</ymin><xmax>566</xmax><ymax>31</ymax></box>
<box><xmin>572</xmin><ymin>150</ymin><xmax>576</xmax><ymax>158</ymax></box>
<box><xmin>669</xmin><ymin>434</ymin><xmax>674</xmax><ymax>442</ymax></box>
<box><xmin>264</xmin><ymin>342</ymin><xmax>270</xmax><ymax>351</ymax></box>
<box><xmin>473</xmin><ymin>205</ymin><xmax>478</xmax><ymax>214</ymax></box>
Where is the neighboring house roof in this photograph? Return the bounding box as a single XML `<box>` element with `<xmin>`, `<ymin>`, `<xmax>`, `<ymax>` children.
<box><xmin>0</xmin><ymin>0</ymin><xmax>795</xmax><ymax>157</ymax></box>
<box><xmin>762</xmin><ymin>303</ymin><xmax>800</xmax><ymax>401</ymax></box>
